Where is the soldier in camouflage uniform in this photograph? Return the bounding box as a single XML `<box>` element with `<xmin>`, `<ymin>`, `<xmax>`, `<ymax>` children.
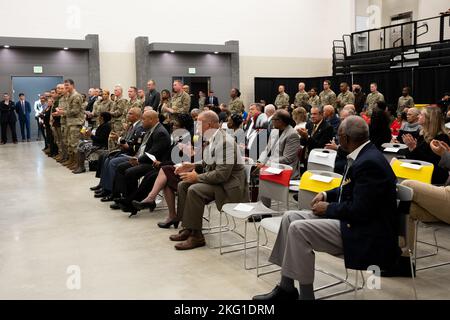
<box><xmin>110</xmin><ymin>86</ymin><xmax>128</xmax><ymax>134</ymax></box>
<box><xmin>92</xmin><ymin>90</ymin><xmax>113</xmax><ymax>128</ymax></box>
<box><xmin>228</xmin><ymin>88</ymin><xmax>245</xmax><ymax>114</ymax></box>
<box><xmin>294</xmin><ymin>82</ymin><xmax>309</xmax><ymax>109</ymax></box>
<box><xmin>167</xmin><ymin>80</ymin><xmax>191</xmax><ymax>120</ymax></box>
<box><xmin>274</xmin><ymin>85</ymin><xmax>290</xmax><ymax>109</ymax></box>
<box><xmin>52</xmin><ymin>84</ymin><xmax>65</xmax><ymax>161</ymax></box>
<box><xmin>61</xmin><ymin>79</ymin><xmax>84</xmax><ymax>170</ymax></box>
<box><xmin>365</xmin><ymin>83</ymin><xmax>385</xmax><ymax>116</ymax></box>
<box><xmin>126</xmin><ymin>87</ymin><xmax>143</xmax><ymax>123</ymax></box>
<box><xmin>319</xmin><ymin>80</ymin><xmax>337</xmax><ymax>108</ymax></box>
<box><xmin>398</xmin><ymin>87</ymin><xmax>415</xmax><ymax>113</ymax></box>
<box><xmin>57</xmin><ymin>88</ymin><xmax>70</xmax><ymax>163</ymax></box>
<box><xmin>308</xmin><ymin>88</ymin><xmax>320</xmax><ymax>109</ymax></box>
<box><xmin>336</xmin><ymin>82</ymin><xmax>355</xmax><ymax>111</ymax></box>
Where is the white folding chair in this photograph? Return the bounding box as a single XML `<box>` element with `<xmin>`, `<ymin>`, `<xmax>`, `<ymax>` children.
<box><xmin>414</xmin><ymin>221</ymin><xmax>450</xmax><ymax>272</ymax></box>
<box><xmin>307</xmin><ymin>149</ymin><xmax>337</xmax><ymax>172</ymax></box>
<box><xmin>256</xmin><ymin>170</ymin><xmax>342</xmax><ymax>277</ymax></box>
<box><xmin>218</xmin><ymin>163</ymin><xmax>293</xmax><ymax>270</ymax></box>
<box><xmin>202</xmin><ymin>159</ymin><xmax>254</xmax><ymax>247</ymax></box>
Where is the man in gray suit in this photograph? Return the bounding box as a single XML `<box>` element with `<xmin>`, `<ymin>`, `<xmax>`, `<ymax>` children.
<box><xmin>170</xmin><ymin>111</ymin><xmax>248</xmax><ymax>250</ymax></box>
<box><xmin>256</xmin><ymin>109</ymin><xmax>300</xmax><ymax>176</ymax></box>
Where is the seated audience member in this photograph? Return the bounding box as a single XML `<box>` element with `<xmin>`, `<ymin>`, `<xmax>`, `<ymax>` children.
<box><xmin>323</xmin><ymin>105</ymin><xmax>340</xmax><ymax>137</ymax></box>
<box><xmin>245</xmin><ymin>103</ymin><xmax>268</xmax><ymax>158</ymax></box>
<box><xmin>292</xmin><ymin>107</ymin><xmax>307</xmax><ymax>131</ymax></box>
<box><xmin>227</xmin><ymin>113</ymin><xmax>244</xmax><ymax>134</ymax></box>
<box><xmin>111</xmin><ymin>110</ymin><xmax>171</xmax><ymax>210</ymax></box>
<box><xmin>402</xmin><ymin>140</ymin><xmax>450</xmax><ymax>256</ymax></box>
<box><xmin>390</xmin><ymin>112</ymin><xmax>403</xmax><ymax>139</ymax></box>
<box><xmin>396</xmin><ymin>107</ymin><xmax>421</xmax><ymax>143</ymax></box>
<box><xmin>125</xmin><ymin>114</ymin><xmax>194</xmax><ymax>217</ymax></box>
<box><xmin>91</xmin><ymin>108</ymin><xmax>144</xmax><ymax>197</ymax></box>
<box><xmin>256</xmin><ymin>110</ymin><xmax>301</xmax><ymax>178</ymax></box>
<box><xmin>73</xmin><ymin>112</ymin><xmax>112</xmax><ymax>174</ymax></box>
<box><xmin>325</xmin><ymin>108</ymin><xmax>356</xmax><ymax>175</ymax></box>
<box><xmin>298</xmin><ymin>106</ymin><xmax>334</xmax><ymax>166</ymax></box>
<box><xmin>403</xmin><ymin>106</ymin><xmax>450</xmax><ymax>185</ymax></box>
<box><xmin>262</xmin><ymin>104</ymin><xmax>276</xmax><ymax>133</ymax></box>
<box><xmin>169</xmin><ymin>111</ymin><xmax>248</xmax><ymax>250</ymax></box>
<box><xmin>253</xmin><ymin>116</ymin><xmax>401</xmax><ymax>301</ymax></box>
<box><xmin>369</xmin><ymin>107</ymin><xmax>392</xmax><ymax>150</ymax></box>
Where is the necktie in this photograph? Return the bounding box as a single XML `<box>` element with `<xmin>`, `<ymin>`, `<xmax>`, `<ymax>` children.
<box><xmin>312</xmin><ymin>124</ymin><xmax>318</xmax><ymax>135</ymax></box>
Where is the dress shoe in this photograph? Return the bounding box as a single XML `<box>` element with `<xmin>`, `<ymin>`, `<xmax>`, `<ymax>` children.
<box><xmin>174</xmin><ymin>232</ymin><xmax>206</xmax><ymax>250</ymax></box>
<box><xmin>170</xmin><ymin>229</ymin><xmax>191</xmax><ymax>242</ymax></box>
<box><xmin>94</xmin><ymin>191</ymin><xmax>110</xmax><ymax>198</ymax></box>
<box><xmin>110</xmin><ymin>203</ymin><xmax>121</xmax><ymax>210</ymax></box>
<box><xmin>381</xmin><ymin>256</ymin><xmax>416</xmax><ymax>278</ymax></box>
<box><xmin>101</xmin><ymin>195</ymin><xmax>115</xmax><ymax>202</ymax></box>
<box><xmin>132</xmin><ymin>200</ymin><xmax>156</xmax><ymax>212</ymax></box>
<box><xmin>252</xmin><ymin>286</ymin><xmax>299</xmax><ymax>300</ymax></box>
<box><xmin>90</xmin><ymin>185</ymin><xmax>102</xmax><ymax>191</ymax></box>
<box><xmin>157</xmin><ymin>220</ymin><xmax>180</xmax><ymax>229</ymax></box>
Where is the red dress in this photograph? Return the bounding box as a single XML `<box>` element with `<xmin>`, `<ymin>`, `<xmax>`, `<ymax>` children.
<box><xmin>390</xmin><ymin>119</ymin><xmax>402</xmax><ymax>137</ymax></box>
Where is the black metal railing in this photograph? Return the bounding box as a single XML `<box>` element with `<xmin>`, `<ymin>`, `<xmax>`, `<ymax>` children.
<box><xmin>349</xmin><ymin>13</ymin><xmax>450</xmax><ymax>55</ymax></box>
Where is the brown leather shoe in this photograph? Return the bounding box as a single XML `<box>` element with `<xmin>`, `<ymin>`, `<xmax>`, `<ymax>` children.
<box><xmin>169</xmin><ymin>229</ymin><xmax>191</xmax><ymax>242</ymax></box>
<box><xmin>175</xmin><ymin>233</ymin><xmax>206</xmax><ymax>251</ymax></box>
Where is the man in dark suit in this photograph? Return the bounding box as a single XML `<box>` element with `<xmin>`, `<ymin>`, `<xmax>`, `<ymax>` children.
<box><xmin>93</xmin><ymin>107</ymin><xmax>145</xmax><ymax>198</ymax></box>
<box><xmin>0</xmin><ymin>93</ymin><xmax>18</xmax><ymax>144</ymax></box>
<box><xmin>111</xmin><ymin>110</ymin><xmax>171</xmax><ymax>212</ymax></box>
<box><xmin>253</xmin><ymin>116</ymin><xmax>401</xmax><ymax>300</ymax></box>
<box><xmin>15</xmin><ymin>93</ymin><xmax>32</xmax><ymax>142</ymax></box>
<box><xmin>206</xmin><ymin>90</ymin><xmax>219</xmax><ymax>108</ymax></box>
<box><xmin>144</xmin><ymin>80</ymin><xmax>160</xmax><ymax>110</ymax></box>
<box><xmin>298</xmin><ymin>106</ymin><xmax>334</xmax><ymax>166</ymax></box>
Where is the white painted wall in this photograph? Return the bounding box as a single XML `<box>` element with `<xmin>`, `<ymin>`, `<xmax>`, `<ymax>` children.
<box><xmin>1</xmin><ymin>0</ymin><xmax>354</xmax><ymax>103</ymax></box>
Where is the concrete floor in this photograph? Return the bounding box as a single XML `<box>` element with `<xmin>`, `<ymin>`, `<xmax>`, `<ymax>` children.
<box><xmin>0</xmin><ymin>142</ymin><xmax>449</xmax><ymax>300</ymax></box>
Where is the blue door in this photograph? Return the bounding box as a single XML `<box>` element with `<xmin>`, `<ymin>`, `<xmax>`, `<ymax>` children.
<box><xmin>12</xmin><ymin>76</ymin><xmax>63</xmax><ymax>140</ymax></box>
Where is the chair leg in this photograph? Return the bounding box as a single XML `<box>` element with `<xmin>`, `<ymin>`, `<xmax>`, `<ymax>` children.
<box><xmin>409</xmin><ymin>249</ymin><xmax>418</xmax><ymax>300</ymax></box>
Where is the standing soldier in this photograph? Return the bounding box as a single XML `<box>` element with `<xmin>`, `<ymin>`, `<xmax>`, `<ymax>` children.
<box><xmin>93</xmin><ymin>90</ymin><xmax>113</xmax><ymax>127</ymax></box>
<box><xmin>336</xmin><ymin>82</ymin><xmax>355</xmax><ymax>111</ymax></box>
<box><xmin>110</xmin><ymin>85</ymin><xmax>128</xmax><ymax>135</ymax></box>
<box><xmin>60</xmin><ymin>79</ymin><xmax>84</xmax><ymax>170</ymax></box>
<box><xmin>319</xmin><ymin>80</ymin><xmax>337</xmax><ymax>108</ymax></box>
<box><xmin>228</xmin><ymin>88</ymin><xmax>245</xmax><ymax>115</ymax></box>
<box><xmin>308</xmin><ymin>88</ymin><xmax>320</xmax><ymax>109</ymax></box>
<box><xmin>57</xmin><ymin>87</ymin><xmax>70</xmax><ymax>164</ymax></box>
<box><xmin>294</xmin><ymin>82</ymin><xmax>309</xmax><ymax>109</ymax></box>
<box><xmin>127</xmin><ymin>86</ymin><xmax>143</xmax><ymax>114</ymax></box>
<box><xmin>52</xmin><ymin>84</ymin><xmax>65</xmax><ymax>161</ymax></box>
<box><xmin>166</xmin><ymin>80</ymin><xmax>191</xmax><ymax>120</ymax></box>
<box><xmin>398</xmin><ymin>87</ymin><xmax>415</xmax><ymax>113</ymax></box>
<box><xmin>274</xmin><ymin>85</ymin><xmax>290</xmax><ymax>109</ymax></box>
<box><xmin>365</xmin><ymin>82</ymin><xmax>385</xmax><ymax>116</ymax></box>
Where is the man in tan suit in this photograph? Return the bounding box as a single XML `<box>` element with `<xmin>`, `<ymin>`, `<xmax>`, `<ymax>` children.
<box><xmin>170</xmin><ymin>111</ymin><xmax>248</xmax><ymax>250</ymax></box>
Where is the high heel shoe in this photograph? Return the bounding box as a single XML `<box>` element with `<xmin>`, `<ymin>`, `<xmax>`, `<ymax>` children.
<box><xmin>157</xmin><ymin>220</ymin><xmax>180</xmax><ymax>229</ymax></box>
<box><xmin>132</xmin><ymin>200</ymin><xmax>156</xmax><ymax>212</ymax></box>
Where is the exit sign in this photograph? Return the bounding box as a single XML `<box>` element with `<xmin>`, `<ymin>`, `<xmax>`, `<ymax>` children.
<box><xmin>188</xmin><ymin>67</ymin><xmax>196</xmax><ymax>74</ymax></box>
<box><xmin>33</xmin><ymin>66</ymin><xmax>43</xmax><ymax>74</ymax></box>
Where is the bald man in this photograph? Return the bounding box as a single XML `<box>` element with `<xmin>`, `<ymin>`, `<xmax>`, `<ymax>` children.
<box><xmin>254</xmin><ymin>116</ymin><xmax>401</xmax><ymax>301</ymax></box>
<box><xmin>171</xmin><ymin>111</ymin><xmax>248</xmax><ymax>250</ymax></box>
<box><xmin>111</xmin><ymin>110</ymin><xmax>171</xmax><ymax>213</ymax></box>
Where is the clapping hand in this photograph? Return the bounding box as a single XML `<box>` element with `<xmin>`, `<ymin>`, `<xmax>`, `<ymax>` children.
<box><xmin>325</xmin><ymin>138</ymin><xmax>338</xmax><ymax>151</ymax></box>
<box><xmin>430</xmin><ymin>140</ymin><xmax>450</xmax><ymax>157</ymax></box>
<box><xmin>402</xmin><ymin>134</ymin><xmax>417</xmax><ymax>151</ymax></box>
<box><xmin>311</xmin><ymin>193</ymin><xmax>329</xmax><ymax>216</ymax></box>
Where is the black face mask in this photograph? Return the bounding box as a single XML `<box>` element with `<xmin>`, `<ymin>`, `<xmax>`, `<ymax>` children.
<box><xmin>354</xmin><ymin>88</ymin><xmax>361</xmax><ymax>94</ymax></box>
